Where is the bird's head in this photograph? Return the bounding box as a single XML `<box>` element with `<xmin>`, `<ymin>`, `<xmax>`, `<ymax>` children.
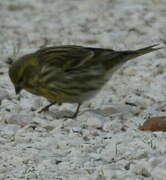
<box><xmin>8</xmin><ymin>53</ymin><xmax>36</xmax><ymax>94</ymax></box>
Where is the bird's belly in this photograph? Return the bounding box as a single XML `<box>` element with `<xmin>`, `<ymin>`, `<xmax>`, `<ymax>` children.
<box><xmin>25</xmin><ymin>65</ymin><xmax>110</xmax><ymax>103</ymax></box>
<box><xmin>41</xmin><ymin>78</ymin><xmax>106</xmax><ymax>103</ymax></box>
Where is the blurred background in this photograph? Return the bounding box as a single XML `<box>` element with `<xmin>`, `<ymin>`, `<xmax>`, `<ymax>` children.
<box><xmin>0</xmin><ymin>0</ymin><xmax>165</xmax><ymax>57</ymax></box>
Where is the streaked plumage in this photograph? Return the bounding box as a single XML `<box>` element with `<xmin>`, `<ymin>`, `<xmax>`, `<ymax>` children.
<box><xmin>9</xmin><ymin>44</ymin><xmax>161</xmax><ymax>118</ymax></box>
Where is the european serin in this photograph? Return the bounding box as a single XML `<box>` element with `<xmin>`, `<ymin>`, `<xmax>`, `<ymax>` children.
<box><xmin>9</xmin><ymin>44</ymin><xmax>161</xmax><ymax>118</ymax></box>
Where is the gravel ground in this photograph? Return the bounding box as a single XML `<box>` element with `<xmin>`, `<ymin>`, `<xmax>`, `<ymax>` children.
<box><xmin>0</xmin><ymin>0</ymin><xmax>166</xmax><ymax>179</ymax></box>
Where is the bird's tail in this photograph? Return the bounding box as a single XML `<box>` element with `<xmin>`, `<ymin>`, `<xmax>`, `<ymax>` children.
<box><xmin>123</xmin><ymin>44</ymin><xmax>162</xmax><ymax>60</ymax></box>
<box><xmin>103</xmin><ymin>44</ymin><xmax>162</xmax><ymax>72</ymax></box>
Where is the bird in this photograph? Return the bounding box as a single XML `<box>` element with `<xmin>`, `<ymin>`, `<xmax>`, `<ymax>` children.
<box><xmin>9</xmin><ymin>44</ymin><xmax>162</xmax><ymax>118</ymax></box>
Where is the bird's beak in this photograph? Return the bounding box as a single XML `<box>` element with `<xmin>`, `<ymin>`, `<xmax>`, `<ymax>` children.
<box><xmin>14</xmin><ymin>85</ymin><xmax>22</xmax><ymax>94</ymax></box>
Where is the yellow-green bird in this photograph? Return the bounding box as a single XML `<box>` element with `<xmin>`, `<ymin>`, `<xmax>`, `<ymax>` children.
<box><xmin>9</xmin><ymin>44</ymin><xmax>161</xmax><ymax>118</ymax></box>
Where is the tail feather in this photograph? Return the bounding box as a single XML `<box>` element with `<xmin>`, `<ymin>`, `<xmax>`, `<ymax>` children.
<box><xmin>135</xmin><ymin>44</ymin><xmax>162</xmax><ymax>55</ymax></box>
<box><xmin>126</xmin><ymin>44</ymin><xmax>162</xmax><ymax>59</ymax></box>
<box><xmin>104</xmin><ymin>44</ymin><xmax>163</xmax><ymax>71</ymax></box>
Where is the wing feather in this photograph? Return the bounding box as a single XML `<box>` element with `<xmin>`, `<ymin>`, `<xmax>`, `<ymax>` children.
<box><xmin>37</xmin><ymin>45</ymin><xmax>95</xmax><ymax>72</ymax></box>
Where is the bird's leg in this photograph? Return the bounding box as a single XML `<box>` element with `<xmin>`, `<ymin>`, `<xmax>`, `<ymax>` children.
<box><xmin>64</xmin><ymin>103</ymin><xmax>82</xmax><ymax>119</ymax></box>
<box><xmin>38</xmin><ymin>102</ymin><xmax>81</xmax><ymax>119</ymax></box>
<box><xmin>38</xmin><ymin>102</ymin><xmax>57</xmax><ymax>113</ymax></box>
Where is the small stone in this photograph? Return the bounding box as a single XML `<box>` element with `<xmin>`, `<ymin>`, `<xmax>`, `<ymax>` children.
<box><xmin>72</xmin><ymin>127</ymin><xmax>82</xmax><ymax>134</ymax></box>
<box><xmin>0</xmin><ymin>90</ymin><xmax>9</xmax><ymax>101</ymax></box>
<box><xmin>6</xmin><ymin>114</ymin><xmax>33</xmax><ymax>127</ymax></box>
<box><xmin>0</xmin><ymin>124</ymin><xmax>20</xmax><ymax>136</ymax></box>
<box><xmin>90</xmin><ymin>153</ymin><xmax>101</xmax><ymax>161</ymax></box>
<box><xmin>149</xmin><ymin>157</ymin><xmax>162</xmax><ymax>168</ymax></box>
<box><xmin>124</xmin><ymin>162</ymin><xmax>131</xmax><ymax>170</ymax></box>
<box><xmin>0</xmin><ymin>165</ymin><xmax>8</xmax><ymax>174</ymax></box>
<box><xmin>103</xmin><ymin>121</ymin><xmax>123</xmax><ymax>133</ymax></box>
<box><xmin>131</xmin><ymin>164</ymin><xmax>151</xmax><ymax>177</ymax></box>
<box><xmin>87</xmin><ymin>116</ymin><xmax>103</xmax><ymax>129</ymax></box>
<box><xmin>139</xmin><ymin>116</ymin><xmax>166</xmax><ymax>131</ymax></box>
<box><xmin>103</xmin><ymin>121</ymin><xmax>112</xmax><ymax>131</ymax></box>
<box><xmin>141</xmin><ymin>168</ymin><xmax>151</xmax><ymax>177</ymax></box>
<box><xmin>92</xmin><ymin>106</ymin><xmax>119</xmax><ymax>116</ymax></box>
<box><xmin>0</xmin><ymin>137</ymin><xmax>8</xmax><ymax>144</ymax></box>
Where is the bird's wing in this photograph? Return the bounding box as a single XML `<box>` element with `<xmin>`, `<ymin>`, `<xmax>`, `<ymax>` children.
<box><xmin>37</xmin><ymin>45</ymin><xmax>97</xmax><ymax>72</ymax></box>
